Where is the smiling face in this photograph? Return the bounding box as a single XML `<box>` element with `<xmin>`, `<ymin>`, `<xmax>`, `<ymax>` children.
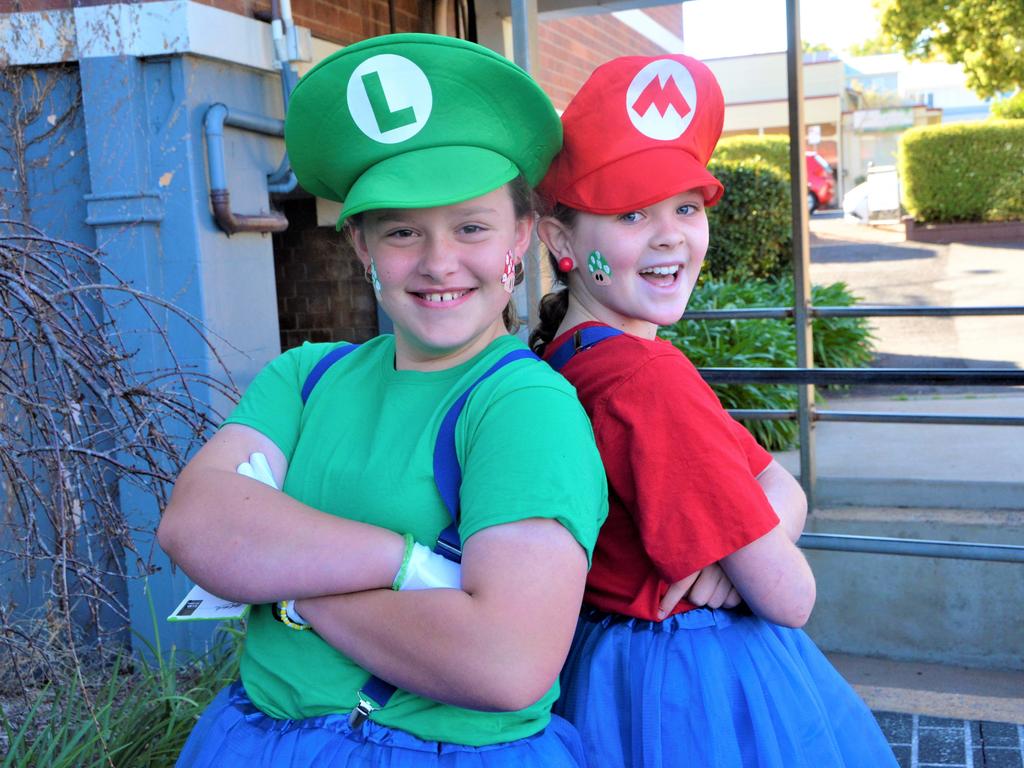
<box><xmin>539</xmin><ymin>189</ymin><xmax>709</xmax><ymax>339</ymax></box>
<box><xmin>351</xmin><ymin>185</ymin><xmax>533</xmax><ymax>371</ymax></box>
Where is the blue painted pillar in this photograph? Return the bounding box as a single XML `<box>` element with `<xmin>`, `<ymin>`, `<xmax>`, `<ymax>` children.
<box><xmin>78</xmin><ymin>54</ymin><xmax>216</xmax><ymax>656</ymax></box>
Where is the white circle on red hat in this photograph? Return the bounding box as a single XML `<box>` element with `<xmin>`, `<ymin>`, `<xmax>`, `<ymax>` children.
<box><xmin>625</xmin><ymin>59</ymin><xmax>698</xmax><ymax>141</ymax></box>
<box><xmin>347</xmin><ymin>54</ymin><xmax>432</xmax><ymax>144</ymax></box>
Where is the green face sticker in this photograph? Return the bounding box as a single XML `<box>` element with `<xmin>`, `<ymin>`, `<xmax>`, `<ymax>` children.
<box><xmin>588</xmin><ymin>251</ymin><xmax>612</xmax><ymax>285</ymax></box>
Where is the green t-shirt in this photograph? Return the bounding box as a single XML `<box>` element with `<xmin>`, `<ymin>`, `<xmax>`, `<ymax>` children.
<box><xmin>222</xmin><ymin>334</ymin><xmax>607</xmax><ymax>746</ymax></box>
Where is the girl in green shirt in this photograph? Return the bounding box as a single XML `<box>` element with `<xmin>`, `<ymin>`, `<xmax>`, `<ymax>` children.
<box><xmin>159</xmin><ymin>33</ymin><xmax>607</xmax><ymax>767</ymax></box>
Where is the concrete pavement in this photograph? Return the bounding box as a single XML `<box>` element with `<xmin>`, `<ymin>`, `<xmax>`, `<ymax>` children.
<box><xmin>771</xmin><ymin>214</ymin><xmax>1024</xmax><ymax>750</ymax></box>
<box><xmin>807</xmin><ymin>212</ymin><xmax>1024</xmax><ymax>379</ymax></box>
<box><xmin>775</xmin><ymin>212</ymin><xmax>1024</xmax><ymax>507</ymax></box>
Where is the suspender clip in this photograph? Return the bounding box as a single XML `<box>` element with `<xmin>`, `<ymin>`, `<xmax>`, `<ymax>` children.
<box><xmin>433</xmin><ymin>538</ymin><xmax>463</xmax><ymax>564</ymax></box>
<box><xmin>348</xmin><ymin>695</ymin><xmax>376</xmax><ymax>729</ymax></box>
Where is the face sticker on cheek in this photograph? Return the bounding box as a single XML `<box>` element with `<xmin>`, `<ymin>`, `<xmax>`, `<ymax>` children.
<box><xmin>501</xmin><ymin>249</ymin><xmax>516</xmax><ymax>294</ymax></box>
<box><xmin>588</xmin><ymin>250</ymin><xmax>612</xmax><ymax>285</ymax></box>
<box><xmin>370</xmin><ymin>258</ymin><xmax>383</xmax><ymax>298</ymax></box>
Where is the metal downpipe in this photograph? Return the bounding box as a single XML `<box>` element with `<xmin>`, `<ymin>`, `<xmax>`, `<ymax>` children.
<box><xmin>268</xmin><ymin>0</ymin><xmax>300</xmax><ymax>193</ymax></box>
<box><xmin>204</xmin><ymin>103</ymin><xmax>289</xmax><ymax>235</ymax></box>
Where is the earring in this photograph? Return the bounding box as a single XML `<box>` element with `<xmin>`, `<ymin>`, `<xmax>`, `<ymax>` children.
<box><xmin>557</xmin><ymin>256</ymin><xmax>574</xmax><ymax>273</ymax></box>
<box><xmin>501</xmin><ymin>249</ymin><xmax>516</xmax><ymax>294</ymax></box>
<box><xmin>588</xmin><ymin>251</ymin><xmax>612</xmax><ymax>285</ymax></box>
<box><xmin>367</xmin><ymin>259</ymin><xmax>382</xmax><ymax>297</ymax></box>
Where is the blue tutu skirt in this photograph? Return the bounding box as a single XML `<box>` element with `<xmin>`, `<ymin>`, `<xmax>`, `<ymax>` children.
<box><xmin>555</xmin><ymin>607</ymin><xmax>898</xmax><ymax>768</ymax></box>
<box><xmin>176</xmin><ymin>681</ymin><xmax>587</xmax><ymax>767</ymax></box>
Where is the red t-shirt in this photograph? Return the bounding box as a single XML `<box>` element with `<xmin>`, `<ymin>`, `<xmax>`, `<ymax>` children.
<box><xmin>544</xmin><ymin>322</ymin><xmax>779</xmax><ymax>620</ymax></box>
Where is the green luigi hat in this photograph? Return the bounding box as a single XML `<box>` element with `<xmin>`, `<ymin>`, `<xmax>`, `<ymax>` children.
<box><xmin>285</xmin><ymin>33</ymin><xmax>562</xmax><ymax>225</ymax></box>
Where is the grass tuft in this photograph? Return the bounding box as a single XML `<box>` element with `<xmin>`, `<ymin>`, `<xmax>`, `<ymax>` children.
<box><xmin>0</xmin><ymin>628</ymin><xmax>241</xmax><ymax>768</ymax></box>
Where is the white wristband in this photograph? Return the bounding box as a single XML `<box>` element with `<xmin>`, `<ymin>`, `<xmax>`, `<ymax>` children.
<box><xmin>400</xmin><ymin>543</ymin><xmax>462</xmax><ymax>591</ymax></box>
<box><xmin>285</xmin><ymin>600</ymin><xmax>307</xmax><ymax>626</ymax></box>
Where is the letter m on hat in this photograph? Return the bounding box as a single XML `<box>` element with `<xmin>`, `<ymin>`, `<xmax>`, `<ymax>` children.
<box><xmin>631</xmin><ymin>75</ymin><xmax>691</xmax><ymax>120</ymax></box>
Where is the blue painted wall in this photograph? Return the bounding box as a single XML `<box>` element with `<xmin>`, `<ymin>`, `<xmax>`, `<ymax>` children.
<box><xmin>3</xmin><ymin>52</ymin><xmax>288</xmax><ymax>656</ymax></box>
<box><xmin>0</xmin><ymin>64</ymin><xmax>103</xmax><ymax>633</ymax></box>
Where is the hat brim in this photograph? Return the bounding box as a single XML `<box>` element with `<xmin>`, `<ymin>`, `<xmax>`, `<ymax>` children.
<box><xmin>338</xmin><ymin>145</ymin><xmax>520</xmax><ymax>226</ymax></box>
<box><xmin>554</xmin><ymin>146</ymin><xmax>724</xmax><ymax>215</ymax></box>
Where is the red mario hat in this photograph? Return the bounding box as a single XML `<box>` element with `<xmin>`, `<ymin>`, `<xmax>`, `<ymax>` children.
<box><xmin>539</xmin><ymin>55</ymin><xmax>725</xmax><ymax>214</ymax></box>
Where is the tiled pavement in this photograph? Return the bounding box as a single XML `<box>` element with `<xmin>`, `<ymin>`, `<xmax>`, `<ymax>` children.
<box><xmin>877</xmin><ymin>712</ymin><xmax>1024</xmax><ymax>768</ymax></box>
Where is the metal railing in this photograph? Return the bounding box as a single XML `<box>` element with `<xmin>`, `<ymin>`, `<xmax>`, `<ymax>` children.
<box><xmin>687</xmin><ymin>304</ymin><xmax>1024</xmax><ymax>564</ymax></box>
<box><xmin>667</xmin><ymin>0</ymin><xmax>1024</xmax><ymax>566</ymax></box>
<box><xmin>701</xmin><ymin>305</ymin><xmax>1024</xmax><ymax>563</ymax></box>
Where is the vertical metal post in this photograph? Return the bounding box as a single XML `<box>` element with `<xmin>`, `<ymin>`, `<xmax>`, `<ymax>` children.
<box><xmin>785</xmin><ymin>0</ymin><xmax>817</xmax><ymax>509</ymax></box>
<box><xmin>510</xmin><ymin>0</ymin><xmax>534</xmax><ymax>72</ymax></box>
<box><xmin>508</xmin><ymin>0</ymin><xmax>544</xmax><ymax>332</ymax></box>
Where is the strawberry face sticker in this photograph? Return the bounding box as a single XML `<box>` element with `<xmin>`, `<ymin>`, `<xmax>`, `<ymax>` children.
<box><xmin>501</xmin><ymin>249</ymin><xmax>516</xmax><ymax>294</ymax></box>
<box><xmin>588</xmin><ymin>250</ymin><xmax>612</xmax><ymax>285</ymax></box>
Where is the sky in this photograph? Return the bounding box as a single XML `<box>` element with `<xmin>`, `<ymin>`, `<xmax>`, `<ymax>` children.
<box><xmin>680</xmin><ymin>0</ymin><xmax>884</xmax><ymax>59</ymax></box>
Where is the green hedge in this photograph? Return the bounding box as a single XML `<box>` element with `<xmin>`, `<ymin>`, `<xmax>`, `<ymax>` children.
<box><xmin>713</xmin><ymin>134</ymin><xmax>792</xmax><ymax>176</ymax></box>
<box><xmin>705</xmin><ymin>160</ymin><xmax>792</xmax><ymax>280</ymax></box>
<box><xmin>660</xmin><ymin>278</ymin><xmax>875</xmax><ymax>450</ymax></box>
<box><xmin>899</xmin><ymin>120</ymin><xmax>1024</xmax><ymax>222</ymax></box>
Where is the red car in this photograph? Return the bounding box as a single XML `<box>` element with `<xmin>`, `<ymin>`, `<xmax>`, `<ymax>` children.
<box><xmin>806</xmin><ymin>152</ymin><xmax>834</xmax><ymax>212</ymax></box>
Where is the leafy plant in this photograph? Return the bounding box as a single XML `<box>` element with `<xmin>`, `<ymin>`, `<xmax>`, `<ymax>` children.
<box><xmin>991</xmin><ymin>90</ymin><xmax>1024</xmax><ymax>121</ymax></box>
<box><xmin>660</xmin><ymin>278</ymin><xmax>875</xmax><ymax>450</ymax></box>
<box><xmin>0</xmin><ymin>630</ymin><xmax>241</xmax><ymax>768</ymax></box>
<box><xmin>713</xmin><ymin>135</ymin><xmax>792</xmax><ymax>177</ymax></box>
<box><xmin>899</xmin><ymin>120</ymin><xmax>1024</xmax><ymax>222</ymax></box>
<box><xmin>705</xmin><ymin>160</ymin><xmax>793</xmax><ymax>281</ymax></box>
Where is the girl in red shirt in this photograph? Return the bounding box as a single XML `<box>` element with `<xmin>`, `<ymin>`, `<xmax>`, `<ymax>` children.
<box><xmin>531</xmin><ymin>54</ymin><xmax>897</xmax><ymax>768</ymax></box>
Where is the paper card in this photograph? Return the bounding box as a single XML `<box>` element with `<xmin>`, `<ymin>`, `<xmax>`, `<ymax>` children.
<box><xmin>167</xmin><ymin>584</ymin><xmax>250</xmax><ymax>622</ymax></box>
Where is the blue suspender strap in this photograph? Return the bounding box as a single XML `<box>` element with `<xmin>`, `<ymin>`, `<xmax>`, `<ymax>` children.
<box><xmin>300</xmin><ymin>343</ymin><xmax>359</xmax><ymax>403</ymax></box>
<box><xmin>349</xmin><ymin>346</ymin><xmax>538</xmax><ymax>728</ymax></box>
<box><xmin>546</xmin><ymin>325</ymin><xmax>623</xmax><ymax>372</ymax></box>
<box><xmin>431</xmin><ymin>348</ymin><xmax>539</xmax><ymax>564</ymax></box>
<box><xmin>349</xmin><ymin>675</ymin><xmax>397</xmax><ymax>729</ymax></box>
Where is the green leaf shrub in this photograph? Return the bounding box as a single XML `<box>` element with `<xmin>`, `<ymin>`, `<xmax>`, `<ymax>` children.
<box><xmin>660</xmin><ymin>278</ymin><xmax>875</xmax><ymax>451</ymax></box>
<box><xmin>899</xmin><ymin>120</ymin><xmax>1024</xmax><ymax>222</ymax></box>
<box><xmin>991</xmin><ymin>90</ymin><xmax>1024</xmax><ymax>120</ymax></box>
<box><xmin>0</xmin><ymin>633</ymin><xmax>240</xmax><ymax>768</ymax></box>
<box><xmin>713</xmin><ymin>134</ymin><xmax>792</xmax><ymax>176</ymax></box>
<box><xmin>706</xmin><ymin>160</ymin><xmax>793</xmax><ymax>280</ymax></box>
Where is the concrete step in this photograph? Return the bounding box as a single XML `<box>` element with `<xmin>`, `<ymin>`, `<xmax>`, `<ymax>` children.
<box><xmin>832</xmin><ymin>653</ymin><xmax>1024</xmax><ymax>724</ymax></box>
<box><xmin>837</xmin><ymin>654</ymin><xmax>1024</xmax><ymax>768</ymax></box>
<box><xmin>801</xmin><ymin>506</ymin><xmax>1024</xmax><ymax>671</ymax></box>
<box><xmin>772</xmin><ymin>393</ymin><xmax>1024</xmax><ymax>510</ymax></box>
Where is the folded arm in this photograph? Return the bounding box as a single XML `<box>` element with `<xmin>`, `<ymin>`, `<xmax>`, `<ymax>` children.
<box><xmin>157</xmin><ymin>423</ymin><xmax>406</xmax><ymax>603</ymax></box>
<box><xmin>660</xmin><ymin>463</ymin><xmax>810</xmax><ymax>619</ymax></box>
<box><xmin>756</xmin><ymin>459</ymin><xmax>808</xmax><ymax>542</ymax></box>
<box><xmin>295</xmin><ymin>517</ymin><xmax>588</xmax><ymax>712</ymax></box>
<box><xmin>719</xmin><ymin>525</ymin><xmax>815</xmax><ymax>628</ymax></box>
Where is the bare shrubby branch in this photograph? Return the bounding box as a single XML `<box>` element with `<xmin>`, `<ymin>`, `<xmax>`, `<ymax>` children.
<box><xmin>0</xmin><ymin>220</ymin><xmax>239</xmax><ymax>689</ymax></box>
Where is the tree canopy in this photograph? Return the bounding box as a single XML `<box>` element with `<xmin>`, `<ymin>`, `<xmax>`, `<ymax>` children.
<box><xmin>877</xmin><ymin>0</ymin><xmax>1024</xmax><ymax>98</ymax></box>
<box><xmin>847</xmin><ymin>31</ymin><xmax>900</xmax><ymax>57</ymax></box>
<box><xmin>802</xmin><ymin>40</ymin><xmax>832</xmax><ymax>54</ymax></box>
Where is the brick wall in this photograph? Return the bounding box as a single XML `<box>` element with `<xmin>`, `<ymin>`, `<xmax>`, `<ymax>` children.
<box><xmin>273</xmin><ymin>198</ymin><xmax>378</xmax><ymax>350</ymax></box>
<box><xmin>537</xmin><ymin>12</ymin><xmax>672</xmax><ymax>111</ymax></box>
<box><xmin>644</xmin><ymin>4</ymin><xmax>681</xmax><ymax>36</ymax></box>
<box><xmin>0</xmin><ymin>0</ymin><xmax>431</xmax><ymax>44</ymax></box>
<box><xmin>287</xmin><ymin>0</ymin><xmax>431</xmax><ymax>45</ymax></box>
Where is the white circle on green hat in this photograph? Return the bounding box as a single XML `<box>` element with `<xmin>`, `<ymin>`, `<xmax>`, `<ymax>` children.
<box><xmin>625</xmin><ymin>59</ymin><xmax>697</xmax><ymax>141</ymax></box>
<box><xmin>346</xmin><ymin>54</ymin><xmax>432</xmax><ymax>144</ymax></box>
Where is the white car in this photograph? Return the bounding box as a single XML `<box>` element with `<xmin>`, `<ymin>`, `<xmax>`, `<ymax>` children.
<box><xmin>843</xmin><ymin>166</ymin><xmax>900</xmax><ymax>223</ymax></box>
<box><xmin>843</xmin><ymin>182</ymin><xmax>869</xmax><ymax>222</ymax></box>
